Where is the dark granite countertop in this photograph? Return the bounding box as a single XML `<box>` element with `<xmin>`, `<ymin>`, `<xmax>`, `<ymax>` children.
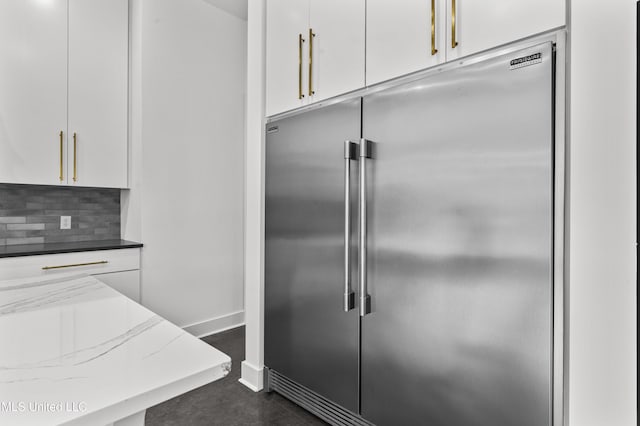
<box><xmin>0</xmin><ymin>239</ymin><xmax>143</xmax><ymax>258</ymax></box>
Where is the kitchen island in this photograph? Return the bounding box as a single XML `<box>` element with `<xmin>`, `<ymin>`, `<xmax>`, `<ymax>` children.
<box><xmin>0</xmin><ymin>273</ymin><xmax>231</xmax><ymax>425</ymax></box>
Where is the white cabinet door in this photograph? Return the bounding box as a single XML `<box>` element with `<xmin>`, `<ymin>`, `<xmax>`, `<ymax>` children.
<box><xmin>96</xmin><ymin>270</ymin><xmax>140</xmax><ymax>303</ymax></box>
<box><xmin>446</xmin><ymin>0</ymin><xmax>565</xmax><ymax>60</ymax></box>
<box><xmin>0</xmin><ymin>0</ymin><xmax>67</xmax><ymax>185</ymax></box>
<box><xmin>68</xmin><ymin>0</ymin><xmax>128</xmax><ymax>188</ymax></box>
<box><xmin>366</xmin><ymin>0</ymin><xmax>445</xmax><ymax>86</ymax></box>
<box><xmin>308</xmin><ymin>0</ymin><xmax>365</xmax><ymax>101</ymax></box>
<box><xmin>265</xmin><ymin>0</ymin><xmax>309</xmax><ymax>116</ymax></box>
<box><xmin>266</xmin><ymin>0</ymin><xmax>365</xmax><ymax>115</ymax></box>
<box><xmin>367</xmin><ymin>0</ymin><xmax>565</xmax><ymax>85</ymax></box>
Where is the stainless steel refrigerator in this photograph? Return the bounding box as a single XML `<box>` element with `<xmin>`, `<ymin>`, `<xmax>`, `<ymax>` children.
<box><xmin>265</xmin><ymin>42</ymin><xmax>555</xmax><ymax>426</ymax></box>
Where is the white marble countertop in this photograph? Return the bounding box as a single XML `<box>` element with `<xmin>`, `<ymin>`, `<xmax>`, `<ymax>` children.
<box><xmin>0</xmin><ymin>273</ymin><xmax>231</xmax><ymax>426</ymax></box>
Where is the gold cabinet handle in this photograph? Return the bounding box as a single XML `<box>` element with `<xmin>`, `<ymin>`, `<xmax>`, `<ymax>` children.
<box><xmin>59</xmin><ymin>130</ymin><xmax>64</xmax><ymax>181</ymax></box>
<box><xmin>308</xmin><ymin>28</ymin><xmax>315</xmax><ymax>97</ymax></box>
<box><xmin>73</xmin><ymin>132</ymin><xmax>77</xmax><ymax>182</ymax></box>
<box><xmin>431</xmin><ymin>0</ymin><xmax>438</xmax><ymax>55</ymax></box>
<box><xmin>451</xmin><ymin>0</ymin><xmax>458</xmax><ymax>48</ymax></box>
<box><xmin>42</xmin><ymin>260</ymin><xmax>109</xmax><ymax>270</ymax></box>
<box><xmin>298</xmin><ymin>33</ymin><xmax>305</xmax><ymax>100</ymax></box>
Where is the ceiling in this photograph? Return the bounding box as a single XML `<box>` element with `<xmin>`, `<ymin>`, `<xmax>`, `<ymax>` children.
<box><xmin>201</xmin><ymin>0</ymin><xmax>248</xmax><ymax>21</ymax></box>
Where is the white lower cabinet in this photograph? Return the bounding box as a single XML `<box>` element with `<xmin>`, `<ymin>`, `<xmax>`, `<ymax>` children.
<box><xmin>0</xmin><ymin>248</ymin><xmax>141</xmax><ymax>303</ymax></box>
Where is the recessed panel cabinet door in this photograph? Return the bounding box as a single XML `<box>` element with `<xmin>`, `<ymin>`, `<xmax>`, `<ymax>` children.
<box><xmin>0</xmin><ymin>0</ymin><xmax>67</xmax><ymax>185</ymax></box>
<box><xmin>68</xmin><ymin>0</ymin><xmax>128</xmax><ymax>188</ymax></box>
<box><xmin>265</xmin><ymin>0</ymin><xmax>309</xmax><ymax>117</ymax></box>
<box><xmin>309</xmin><ymin>0</ymin><xmax>365</xmax><ymax>101</ymax></box>
<box><xmin>446</xmin><ymin>0</ymin><xmax>565</xmax><ymax>60</ymax></box>
<box><xmin>366</xmin><ymin>0</ymin><xmax>445</xmax><ymax>86</ymax></box>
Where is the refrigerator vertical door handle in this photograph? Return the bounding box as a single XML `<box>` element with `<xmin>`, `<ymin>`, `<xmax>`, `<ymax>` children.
<box><xmin>358</xmin><ymin>139</ymin><xmax>373</xmax><ymax>317</ymax></box>
<box><xmin>344</xmin><ymin>141</ymin><xmax>358</xmax><ymax>312</ymax></box>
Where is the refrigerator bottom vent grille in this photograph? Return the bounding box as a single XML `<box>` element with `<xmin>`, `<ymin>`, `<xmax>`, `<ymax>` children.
<box><xmin>267</xmin><ymin>369</ymin><xmax>373</xmax><ymax>426</ymax></box>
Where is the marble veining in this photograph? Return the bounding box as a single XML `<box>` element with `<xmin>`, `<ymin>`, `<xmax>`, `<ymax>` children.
<box><xmin>0</xmin><ymin>276</ymin><xmax>104</xmax><ymax>316</ymax></box>
<box><xmin>1</xmin><ymin>376</ymin><xmax>88</xmax><ymax>385</ymax></box>
<box><xmin>141</xmin><ymin>333</ymin><xmax>185</xmax><ymax>360</ymax></box>
<box><xmin>1</xmin><ymin>315</ymin><xmax>164</xmax><ymax>371</ymax></box>
<box><xmin>0</xmin><ymin>273</ymin><xmax>231</xmax><ymax>425</ymax></box>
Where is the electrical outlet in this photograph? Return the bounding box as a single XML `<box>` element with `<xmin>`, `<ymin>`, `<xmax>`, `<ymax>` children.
<box><xmin>60</xmin><ymin>216</ymin><xmax>71</xmax><ymax>230</ymax></box>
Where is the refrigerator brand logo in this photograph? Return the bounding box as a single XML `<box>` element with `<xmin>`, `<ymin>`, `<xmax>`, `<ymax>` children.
<box><xmin>267</xmin><ymin>125</ymin><xmax>279</xmax><ymax>134</ymax></box>
<box><xmin>509</xmin><ymin>52</ymin><xmax>542</xmax><ymax>70</ymax></box>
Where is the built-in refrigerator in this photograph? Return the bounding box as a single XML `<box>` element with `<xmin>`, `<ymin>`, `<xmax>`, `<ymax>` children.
<box><xmin>265</xmin><ymin>42</ymin><xmax>555</xmax><ymax>426</ymax></box>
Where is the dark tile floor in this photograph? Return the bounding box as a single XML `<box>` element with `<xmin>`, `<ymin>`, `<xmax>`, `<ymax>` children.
<box><xmin>145</xmin><ymin>326</ymin><xmax>327</xmax><ymax>426</ymax></box>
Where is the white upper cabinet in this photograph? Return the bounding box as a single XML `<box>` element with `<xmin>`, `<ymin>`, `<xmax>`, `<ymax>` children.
<box><xmin>446</xmin><ymin>0</ymin><xmax>565</xmax><ymax>60</ymax></box>
<box><xmin>265</xmin><ymin>0</ymin><xmax>309</xmax><ymax>117</ymax></box>
<box><xmin>366</xmin><ymin>0</ymin><xmax>445</xmax><ymax>86</ymax></box>
<box><xmin>68</xmin><ymin>0</ymin><xmax>128</xmax><ymax>188</ymax></box>
<box><xmin>0</xmin><ymin>0</ymin><xmax>68</xmax><ymax>186</ymax></box>
<box><xmin>265</xmin><ymin>0</ymin><xmax>365</xmax><ymax>116</ymax></box>
<box><xmin>269</xmin><ymin>0</ymin><xmax>564</xmax><ymax>113</ymax></box>
<box><xmin>308</xmin><ymin>0</ymin><xmax>365</xmax><ymax>103</ymax></box>
<box><xmin>367</xmin><ymin>0</ymin><xmax>565</xmax><ymax>86</ymax></box>
<box><xmin>0</xmin><ymin>0</ymin><xmax>128</xmax><ymax>188</ymax></box>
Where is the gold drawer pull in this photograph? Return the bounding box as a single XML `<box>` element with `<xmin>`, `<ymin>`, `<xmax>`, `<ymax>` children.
<box><xmin>42</xmin><ymin>260</ymin><xmax>109</xmax><ymax>270</ymax></box>
<box><xmin>59</xmin><ymin>130</ymin><xmax>64</xmax><ymax>182</ymax></box>
<box><xmin>308</xmin><ymin>28</ymin><xmax>315</xmax><ymax>96</ymax></box>
<box><xmin>298</xmin><ymin>33</ymin><xmax>305</xmax><ymax>100</ymax></box>
<box><xmin>431</xmin><ymin>0</ymin><xmax>438</xmax><ymax>55</ymax></box>
<box><xmin>73</xmin><ymin>132</ymin><xmax>77</xmax><ymax>182</ymax></box>
<box><xmin>451</xmin><ymin>0</ymin><xmax>458</xmax><ymax>48</ymax></box>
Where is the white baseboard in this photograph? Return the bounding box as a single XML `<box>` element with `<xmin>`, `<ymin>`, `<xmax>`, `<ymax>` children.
<box><xmin>182</xmin><ymin>310</ymin><xmax>244</xmax><ymax>338</ymax></box>
<box><xmin>239</xmin><ymin>361</ymin><xmax>264</xmax><ymax>392</ymax></box>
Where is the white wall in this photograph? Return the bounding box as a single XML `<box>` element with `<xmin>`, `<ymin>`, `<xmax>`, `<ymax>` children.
<box><xmin>123</xmin><ymin>0</ymin><xmax>247</xmax><ymax>335</ymax></box>
<box><xmin>567</xmin><ymin>1</ymin><xmax>637</xmax><ymax>425</ymax></box>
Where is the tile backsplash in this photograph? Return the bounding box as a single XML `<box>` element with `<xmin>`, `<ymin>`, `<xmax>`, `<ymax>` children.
<box><xmin>0</xmin><ymin>184</ymin><xmax>120</xmax><ymax>246</ymax></box>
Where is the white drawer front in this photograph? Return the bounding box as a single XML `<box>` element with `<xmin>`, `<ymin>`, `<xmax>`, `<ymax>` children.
<box><xmin>0</xmin><ymin>248</ymin><xmax>140</xmax><ymax>280</ymax></box>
